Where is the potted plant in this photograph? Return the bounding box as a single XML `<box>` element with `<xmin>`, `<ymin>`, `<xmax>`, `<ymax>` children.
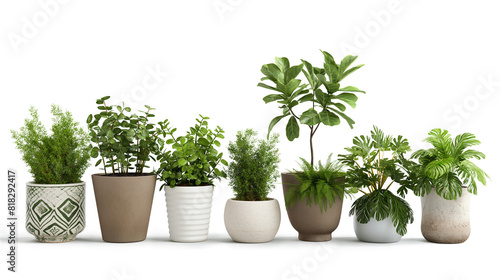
<box><xmin>258</xmin><ymin>50</ymin><xmax>365</xmax><ymax>241</ymax></box>
<box><xmin>400</xmin><ymin>129</ymin><xmax>489</xmax><ymax>243</ymax></box>
<box><xmin>87</xmin><ymin>96</ymin><xmax>163</xmax><ymax>243</ymax></box>
<box><xmin>156</xmin><ymin>115</ymin><xmax>227</xmax><ymax>242</ymax></box>
<box><xmin>339</xmin><ymin>126</ymin><xmax>414</xmax><ymax>243</ymax></box>
<box><xmin>224</xmin><ymin>129</ymin><xmax>281</xmax><ymax>243</ymax></box>
<box><xmin>12</xmin><ymin>105</ymin><xmax>90</xmax><ymax>242</ymax></box>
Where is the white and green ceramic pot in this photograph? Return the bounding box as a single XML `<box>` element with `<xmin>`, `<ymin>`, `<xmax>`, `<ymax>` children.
<box><xmin>26</xmin><ymin>182</ymin><xmax>85</xmax><ymax>243</ymax></box>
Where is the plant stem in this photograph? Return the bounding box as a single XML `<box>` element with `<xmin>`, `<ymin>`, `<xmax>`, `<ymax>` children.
<box><xmin>385</xmin><ymin>181</ymin><xmax>394</xmax><ymax>190</ymax></box>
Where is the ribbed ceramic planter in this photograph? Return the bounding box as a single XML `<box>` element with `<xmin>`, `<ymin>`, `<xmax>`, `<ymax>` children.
<box><xmin>164</xmin><ymin>185</ymin><xmax>213</xmax><ymax>242</ymax></box>
<box><xmin>353</xmin><ymin>217</ymin><xmax>402</xmax><ymax>243</ymax></box>
<box><xmin>421</xmin><ymin>187</ymin><xmax>471</xmax><ymax>243</ymax></box>
<box><xmin>92</xmin><ymin>173</ymin><xmax>156</xmax><ymax>243</ymax></box>
<box><xmin>282</xmin><ymin>173</ymin><xmax>343</xmax><ymax>242</ymax></box>
<box><xmin>224</xmin><ymin>198</ymin><xmax>281</xmax><ymax>243</ymax></box>
<box><xmin>26</xmin><ymin>182</ymin><xmax>85</xmax><ymax>243</ymax></box>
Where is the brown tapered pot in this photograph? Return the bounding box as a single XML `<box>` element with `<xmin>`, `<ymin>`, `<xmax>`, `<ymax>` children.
<box><xmin>92</xmin><ymin>173</ymin><xmax>156</xmax><ymax>243</ymax></box>
<box><xmin>282</xmin><ymin>172</ymin><xmax>343</xmax><ymax>242</ymax></box>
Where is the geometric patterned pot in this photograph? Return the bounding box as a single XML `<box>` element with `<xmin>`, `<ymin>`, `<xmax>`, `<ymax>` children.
<box><xmin>26</xmin><ymin>182</ymin><xmax>85</xmax><ymax>243</ymax></box>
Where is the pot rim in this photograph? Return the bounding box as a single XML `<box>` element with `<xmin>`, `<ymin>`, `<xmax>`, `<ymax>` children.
<box><xmin>26</xmin><ymin>181</ymin><xmax>85</xmax><ymax>188</ymax></box>
<box><xmin>228</xmin><ymin>198</ymin><xmax>278</xmax><ymax>203</ymax></box>
<box><xmin>92</xmin><ymin>173</ymin><xmax>156</xmax><ymax>177</ymax></box>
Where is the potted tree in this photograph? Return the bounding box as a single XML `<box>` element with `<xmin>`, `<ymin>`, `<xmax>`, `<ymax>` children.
<box><xmin>400</xmin><ymin>129</ymin><xmax>489</xmax><ymax>243</ymax></box>
<box><xmin>87</xmin><ymin>96</ymin><xmax>163</xmax><ymax>243</ymax></box>
<box><xmin>224</xmin><ymin>129</ymin><xmax>281</xmax><ymax>243</ymax></box>
<box><xmin>258</xmin><ymin>50</ymin><xmax>365</xmax><ymax>241</ymax></box>
<box><xmin>12</xmin><ymin>105</ymin><xmax>90</xmax><ymax>242</ymax></box>
<box><xmin>156</xmin><ymin>115</ymin><xmax>227</xmax><ymax>242</ymax></box>
<box><xmin>339</xmin><ymin>126</ymin><xmax>414</xmax><ymax>243</ymax></box>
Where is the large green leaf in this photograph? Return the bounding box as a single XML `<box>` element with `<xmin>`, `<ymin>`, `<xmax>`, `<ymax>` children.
<box><xmin>330</xmin><ymin>108</ymin><xmax>355</xmax><ymax>128</ymax></box>
<box><xmin>315</xmin><ymin>89</ymin><xmax>328</xmax><ymax>106</ymax></box>
<box><xmin>267</xmin><ymin>114</ymin><xmax>288</xmax><ymax>139</ymax></box>
<box><xmin>335</xmin><ymin>92</ymin><xmax>358</xmax><ymax>108</ymax></box>
<box><xmin>339</xmin><ymin>86</ymin><xmax>365</xmax><ymax>93</ymax></box>
<box><xmin>286</xmin><ymin>116</ymin><xmax>300</xmax><ymax>141</ymax></box>
<box><xmin>299</xmin><ymin>109</ymin><xmax>320</xmax><ymax>126</ymax></box>
<box><xmin>257</xmin><ymin>82</ymin><xmax>281</xmax><ymax>93</ymax></box>
<box><xmin>319</xmin><ymin>109</ymin><xmax>340</xmax><ymax>126</ymax></box>
<box><xmin>275</xmin><ymin>57</ymin><xmax>290</xmax><ymax>72</ymax></box>
<box><xmin>260</xmin><ymin>64</ymin><xmax>280</xmax><ymax>83</ymax></box>
<box><xmin>285</xmin><ymin>64</ymin><xmax>303</xmax><ymax>84</ymax></box>
<box><xmin>340</xmin><ymin>64</ymin><xmax>364</xmax><ymax>81</ymax></box>
<box><xmin>285</xmin><ymin>79</ymin><xmax>301</xmax><ymax>95</ymax></box>
<box><xmin>339</xmin><ymin>55</ymin><xmax>358</xmax><ymax>74</ymax></box>
<box><xmin>263</xmin><ymin>94</ymin><xmax>283</xmax><ymax>103</ymax></box>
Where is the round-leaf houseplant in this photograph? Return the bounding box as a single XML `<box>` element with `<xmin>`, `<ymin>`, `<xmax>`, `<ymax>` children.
<box><xmin>224</xmin><ymin>129</ymin><xmax>281</xmax><ymax>243</ymax></box>
<box><xmin>87</xmin><ymin>96</ymin><xmax>164</xmax><ymax>243</ymax></box>
<box><xmin>339</xmin><ymin>126</ymin><xmax>414</xmax><ymax>243</ymax></box>
<box><xmin>400</xmin><ymin>128</ymin><xmax>489</xmax><ymax>243</ymax></box>
<box><xmin>12</xmin><ymin>105</ymin><xmax>90</xmax><ymax>242</ymax></box>
<box><xmin>156</xmin><ymin>115</ymin><xmax>228</xmax><ymax>242</ymax></box>
<box><xmin>258</xmin><ymin>50</ymin><xmax>365</xmax><ymax>241</ymax></box>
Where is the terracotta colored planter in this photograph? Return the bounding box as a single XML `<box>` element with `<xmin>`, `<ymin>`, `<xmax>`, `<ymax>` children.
<box><xmin>92</xmin><ymin>173</ymin><xmax>156</xmax><ymax>243</ymax></box>
<box><xmin>224</xmin><ymin>198</ymin><xmax>281</xmax><ymax>243</ymax></box>
<box><xmin>421</xmin><ymin>187</ymin><xmax>471</xmax><ymax>244</ymax></box>
<box><xmin>282</xmin><ymin>173</ymin><xmax>343</xmax><ymax>242</ymax></box>
<box><xmin>26</xmin><ymin>182</ymin><xmax>85</xmax><ymax>243</ymax></box>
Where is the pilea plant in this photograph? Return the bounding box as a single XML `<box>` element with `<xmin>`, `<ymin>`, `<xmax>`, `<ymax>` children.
<box><xmin>227</xmin><ymin>129</ymin><xmax>280</xmax><ymax>201</ymax></box>
<box><xmin>156</xmin><ymin>115</ymin><xmax>228</xmax><ymax>189</ymax></box>
<box><xmin>339</xmin><ymin>126</ymin><xmax>414</xmax><ymax>236</ymax></box>
<box><xmin>258</xmin><ymin>50</ymin><xmax>365</xmax><ymax>166</ymax></box>
<box><xmin>286</xmin><ymin>155</ymin><xmax>356</xmax><ymax>212</ymax></box>
<box><xmin>87</xmin><ymin>96</ymin><xmax>163</xmax><ymax>175</ymax></box>
<box><xmin>399</xmin><ymin>128</ymin><xmax>489</xmax><ymax>200</ymax></box>
<box><xmin>12</xmin><ymin>105</ymin><xmax>90</xmax><ymax>184</ymax></box>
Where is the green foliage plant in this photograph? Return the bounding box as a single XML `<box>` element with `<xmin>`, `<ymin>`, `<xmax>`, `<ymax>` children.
<box><xmin>87</xmin><ymin>96</ymin><xmax>164</xmax><ymax>175</ymax></box>
<box><xmin>227</xmin><ymin>129</ymin><xmax>280</xmax><ymax>201</ymax></box>
<box><xmin>156</xmin><ymin>115</ymin><xmax>228</xmax><ymax>190</ymax></box>
<box><xmin>400</xmin><ymin>128</ymin><xmax>489</xmax><ymax>200</ymax></box>
<box><xmin>257</xmin><ymin>50</ymin><xmax>365</xmax><ymax>166</ymax></box>
<box><xmin>339</xmin><ymin>126</ymin><xmax>414</xmax><ymax>236</ymax></box>
<box><xmin>11</xmin><ymin>105</ymin><xmax>90</xmax><ymax>184</ymax></box>
<box><xmin>285</xmin><ymin>155</ymin><xmax>356</xmax><ymax>212</ymax></box>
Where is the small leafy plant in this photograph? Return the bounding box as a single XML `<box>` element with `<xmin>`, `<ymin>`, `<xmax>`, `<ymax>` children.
<box><xmin>339</xmin><ymin>126</ymin><xmax>414</xmax><ymax>236</ymax></box>
<box><xmin>156</xmin><ymin>115</ymin><xmax>227</xmax><ymax>189</ymax></box>
<box><xmin>227</xmin><ymin>129</ymin><xmax>280</xmax><ymax>201</ymax></box>
<box><xmin>87</xmin><ymin>96</ymin><xmax>164</xmax><ymax>175</ymax></box>
<box><xmin>286</xmin><ymin>155</ymin><xmax>355</xmax><ymax>212</ymax></box>
<box><xmin>11</xmin><ymin>105</ymin><xmax>90</xmax><ymax>184</ymax></box>
<box><xmin>400</xmin><ymin>129</ymin><xmax>489</xmax><ymax>200</ymax></box>
<box><xmin>258</xmin><ymin>50</ymin><xmax>365</xmax><ymax>166</ymax></box>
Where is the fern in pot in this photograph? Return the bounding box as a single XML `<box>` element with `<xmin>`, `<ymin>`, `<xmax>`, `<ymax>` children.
<box><xmin>224</xmin><ymin>129</ymin><xmax>281</xmax><ymax>243</ymax></box>
<box><xmin>156</xmin><ymin>115</ymin><xmax>227</xmax><ymax>242</ymax></box>
<box><xmin>12</xmin><ymin>105</ymin><xmax>90</xmax><ymax>242</ymax></box>
<box><xmin>339</xmin><ymin>126</ymin><xmax>414</xmax><ymax>243</ymax></box>
<box><xmin>258</xmin><ymin>50</ymin><xmax>365</xmax><ymax>241</ymax></box>
<box><xmin>87</xmin><ymin>96</ymin><xmax>164</xmax><ymax>243</ymax></box>
<box><xmin>399</xmin><ymin>129</ymin><xmax>489</xmax><ymax>243</ymax></box>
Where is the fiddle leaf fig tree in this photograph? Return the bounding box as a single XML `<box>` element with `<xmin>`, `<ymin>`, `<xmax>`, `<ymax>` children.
<box><xmin>87</xmin><ymin>96</ymin><xmax>164</xmax><ymax>175</ymax></box>
<box><xmin>258</xmin><ymin>50</ymin><xmax>365</xmax><ymax>166</ymax></box>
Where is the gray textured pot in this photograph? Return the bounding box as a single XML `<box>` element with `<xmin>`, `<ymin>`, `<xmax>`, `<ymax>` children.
<box><xmin>421</xmin><ymin>187</ymin><xmax>471</xmax><ymax>244</ymax></box>
<box><xmin>26</xmin><ymin>182</ymin><xmax>85</xmax><ymax>243</ymax></box>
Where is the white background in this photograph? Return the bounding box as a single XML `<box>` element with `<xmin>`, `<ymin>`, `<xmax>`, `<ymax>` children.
<box><xmin>1</xmin><ymin>0</ymin><xmax>499</xmax><ymax>279</ymax></box>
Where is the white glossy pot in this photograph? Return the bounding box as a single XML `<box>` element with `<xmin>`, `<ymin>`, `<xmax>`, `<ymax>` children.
<box><xmin>421</xmin><ymin>188</ymin><xmax>471</xmax><ymax>243</ymax></box>
<box><xmin>164</xmin><ymin>185</ymin><xmax>213</xmax><ymax>242</ymax></box>
<box><xmin>224</xmin><ymin>198</ymin><xmax>281</xmax><ymax>243</ymax></box>
<box><xmin>354</xmin><ymin>217</ymin><xmax>402</xmax><ymax>243</ymax></box>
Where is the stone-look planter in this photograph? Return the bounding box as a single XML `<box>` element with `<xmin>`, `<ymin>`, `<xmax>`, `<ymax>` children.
<box><xmin>164</xmin><ymin>185</ymin><xmax>213</xmax><ymax>242</ymax></box>
<box><xmin>92</xmin><ymin>174</ymin><xmax>156</xmax><ymax>243</ymax></box>
<box><xmin>282</xmin><ymin>173</ymin><xmax>343</xmax><ymax>242</ymax></box>
<box><xmin>353</xmin><ymin>217</ymin><xmax>402</xmax><ymax>243</ymax></box>
<box><xmin>26</xmin><ymin>182</ymin><xmax>85</xmax><ymax>243</ymax></box>
<box><xmin>224</xmin><ymin>198</ymin><xmax>281</xmax><ymax>243</ymax></box>
<box><xmin>421</xmin><ymin>187</ymin><xmax>471</xmax><ymax>243</ymax></box>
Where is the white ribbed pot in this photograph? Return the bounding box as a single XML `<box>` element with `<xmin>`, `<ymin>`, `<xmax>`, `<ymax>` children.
<box><xmin>26</xmin><ymin>182</ymin><xmax>85</xmax><ymax>243</ymax></box>
<box><xmin>164</xmin><ymin>185</ymin><xmax>213</xmax><ymax>242</ymax></box>
<box><xmin>224</xmin><ymin>198</ymin><xmax>281</xmax><ymax>243</ymax></box>
<box><xmin>354</xmin><ymin>217</ymin><xmax>402</xmax><ymax>243</ymax></box>
<box><xmin>421</xmin><ymin>187</ymin><xmax>471</xmax><ymax>243</ymax></box>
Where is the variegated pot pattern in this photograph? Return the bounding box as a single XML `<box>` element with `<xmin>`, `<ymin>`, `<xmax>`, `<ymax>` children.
<box><xmin>26</xmin><ymin>182</ymin><xmax>85</xmax><ymax>242</ymax></box>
